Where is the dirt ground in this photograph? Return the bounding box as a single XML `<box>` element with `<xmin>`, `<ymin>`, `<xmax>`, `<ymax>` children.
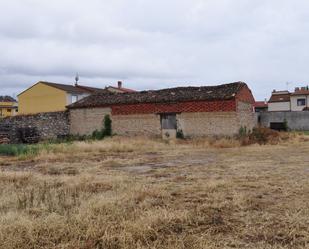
<box><xmin>0</xmin><ymin>137</ymin><xmax>308</xmax><ymax>249</ymax></box>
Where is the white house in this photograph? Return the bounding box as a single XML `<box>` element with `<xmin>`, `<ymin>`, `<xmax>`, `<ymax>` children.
<box><xmin>290</xmin><ymin>87</ymin><xmax>309</xmax><ymax>111</ymax></box>
<box><xmin>268</xmin><ymin>90</ymin><xmax>291</xmax><ymax>111</ymax></box>
<box><xmin>268</xmin><ymin>86</ymin><xmax>309</xmax><ymax>112</ymax></box>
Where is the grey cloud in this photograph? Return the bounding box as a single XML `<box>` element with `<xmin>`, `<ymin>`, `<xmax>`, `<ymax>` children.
<box><xmin>1</xmin><ymin>0</ymin><xmax>309</xmax><ymax>99</ymax></box>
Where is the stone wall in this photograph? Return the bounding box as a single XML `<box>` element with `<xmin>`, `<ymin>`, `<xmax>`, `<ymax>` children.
<box><xmin>0</xmin><ymin>111</ymin><xmax>69</xmax><ymax>143</ymax></box>
<box><xmin>259</xmin><ymin>111</ymin><xmax>309</xmax><ymax>131</ymax></box>
<box><xmin>69</xmin><ymin>108</ymin><xmax>111</xmax><ymax>135</ymax></box>
<box><xmin>237</xmin><ymin>101</ymin><xmax>256</xmax><ymax>131</ymax></box>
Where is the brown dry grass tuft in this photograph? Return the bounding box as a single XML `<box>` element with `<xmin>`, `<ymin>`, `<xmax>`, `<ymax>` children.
<box><xmin>0</xmin><ymin>135</ymin><xmax>308</xmax><ymax>248</ymax></box>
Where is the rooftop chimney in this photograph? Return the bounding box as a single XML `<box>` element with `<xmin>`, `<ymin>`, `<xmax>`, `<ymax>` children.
<box><xmin>295</xmin><ymin>87</ymin><xmax>300</xmax><ymax>92</ymax></box>
<box><xmin>118</xmin><ymin>81</ymin><xmax>122</xmax><ymax>89</ymax></box>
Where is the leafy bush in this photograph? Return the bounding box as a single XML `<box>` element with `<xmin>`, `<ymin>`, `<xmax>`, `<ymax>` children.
<box><xmin>91</xmin><ymin>115</ymin><xmax>112</xmax><ymax>140</ymax></box>
<box><xmin>103</xmin><ymin>114</ymin><xmax>112</xmax><ymax>136</ymax></box>
<box><xmin>283</xmin><ymin>118</ymin><xmax>289</xmax><ymax>131</ymax></box>
<box><xmin>176</xmin><ymin>129</ymin><xmax>185</xmax><ymax>139</ymax></box>
<box><xmin>238</xmin><ymin>126</ymin><xmax>248</xmax><ymax>138</ymax></box>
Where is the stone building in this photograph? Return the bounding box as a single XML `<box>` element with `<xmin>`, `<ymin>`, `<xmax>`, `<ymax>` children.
<box><xmin>68</xmin><ymin>82</ymin><xmax>256</xmax><ymax>138</ymax></box>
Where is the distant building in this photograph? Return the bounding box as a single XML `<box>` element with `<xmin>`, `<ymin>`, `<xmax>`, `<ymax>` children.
<box><xmin>0</xmin><ymin>96</ymin><xmax>18</xmax><ymax>117</ymax></box>
<box><xmin>268</xmin><ymin>86</ymin><xmax>309</xmax><ymax>112</ymax></box>
<box><xmin>268</xmin><ymin>90</ymin><xmax>291</xmax><ymax>111</ymax></box>
<box><xmin>67</xmin><ymin>82</ymin><xmax>256</xmax><ymax>138</ymax></box>
<box><xmin>18</xmin><ymin>81</ymin><xmax>135</xmax><ymax>115</ymax></box>
<box><xmin>254</xmin><ymin>100</ymin><xmax>268</xmax><ymax>112</ymax></box>
<box><xmin>106</xmin><ymin>81</ymin><xmax>136</xmax><ymax>93</ymax></box>
<box><xmin>290</xmin><ymin>87</ymin><xmax>309</xmax><ymax>111</ymax></box>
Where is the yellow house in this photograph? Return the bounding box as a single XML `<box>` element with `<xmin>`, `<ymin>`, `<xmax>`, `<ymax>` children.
<box><xmin>18</xmin><ymin>81</ymin><xmax>106</xmax><ymax>115</ymax></box>
<box><xmin>0</xmin><ymin>96</ymin><xmax>18</xmax><ymax>117</ymax></box>
<box><xmin>18</xmin><ymin>81</ymin><xmax>135</xmax><ymax>115</ymax></box>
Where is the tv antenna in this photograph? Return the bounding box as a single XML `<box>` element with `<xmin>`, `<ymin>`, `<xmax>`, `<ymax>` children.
<box><xmin>286</xmin><ymin>81</ymin><xmax>291</xmax><ymax>91</ymax></box>
<box><xmin>75</xmin><ymin>73</ymin><xmax>79</xmax><ymax>85</ymax></box>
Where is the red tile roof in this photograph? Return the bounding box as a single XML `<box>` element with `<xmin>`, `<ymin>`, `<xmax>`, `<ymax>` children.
<box><xmin>254</xmin><ymin>101</ymin><xmax>268</xmax><ymax>108</ymax></box>
<box><xmin>107</xmin><ymin>86</ymin><xmax>137</xmax><ymax>93</ymax></box>
<box><xmin>268</xmin><ymin>93</ymin><xmax>291</xmax><ymax>103</ymax></box>
<box><xmin>68</xmin><ymin>82</ymin><xmax>248</xmax><ymax>109</ymax></box>
<box><xmin>291</xmin><ymin>90</ymin><xmax>309</xmax><ymax>96</ymax></box>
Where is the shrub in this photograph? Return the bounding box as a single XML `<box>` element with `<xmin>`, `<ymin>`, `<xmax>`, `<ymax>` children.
<box><xmin>283</xmin><ymin>118</ymin><xmax>289</xmax><ymax>131</ymax></box>
<box><xmin>238</xmin><ymin>126</ymin><xmax>248</xmax><ymax>138</ymax></box>
<box><xmin>91</xmin><ymin>129</ymin><xmax>105</xmax><ymax>140</ymax></box>
<box><xmin>91</xmin><ymin>115</ymin><xmax>112</xmax><ymax>140</ymax></box>
<box><xmin>248</xmin><ymin>127</ymin><xmax>280</xmax><ymax>145</ymax></box>
<box><xmin>176</xmin><ymin>129</ymin><xmax>185</xmax><ymax>139</ymax></box>
<box><xmin>0</xmin><ymin>144</ymin><xmax>40</xmax><ymax>157</ymax></box>
<box><xmin>103</xmin><ymin>114</ymin><xmax>112</xmax><ymax>137</ymax></box>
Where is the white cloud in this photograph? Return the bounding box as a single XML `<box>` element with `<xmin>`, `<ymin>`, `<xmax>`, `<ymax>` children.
<box><xmin>1</xmin><ymin>0</ymin><xmax>309</xmax><ymax>99</ymax></box>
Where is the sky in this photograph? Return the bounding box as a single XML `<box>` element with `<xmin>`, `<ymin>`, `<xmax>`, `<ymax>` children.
<box><xmin>1</xmin><ymin>0</ymin><xmax>309</xmax><ymax>100</ymax></box>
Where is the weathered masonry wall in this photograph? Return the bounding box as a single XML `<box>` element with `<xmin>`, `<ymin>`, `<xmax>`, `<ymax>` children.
<box><xmin>69</xmin><ymin>97</ymin><xmax>256</xmax><ymax>137</ymax></box>
<box><xmin>113</xmin><ymin>114</ymin><xmax>161</xmax><ymax>136</ymax></box>
<box><xmin>0</xmin><ymin>111</ymin><xmax>69</xmax><ymax>143</ymax></box>
<box><xmin>259</xmin><ymin>111</ymin><xmax>309</xmax><ymax>131</ymax></box>
<box><xmin>112</xmin><ymin>112</ymin><xmax>242</xmax><ymax>137</ymax></box>
<box><xmin>237</xmin><ymin>101</ymin><xmax>256</xmax><ymax>131</ymax></box>
<box><xmin>177</xmin><ymin>112</ymin><xmax>239</xmax><ymax>137</ymax></box>
<box><xmin>69</xmin><ymin>107</ymin><xmax>111</xmax><ymax>135</ymax></box>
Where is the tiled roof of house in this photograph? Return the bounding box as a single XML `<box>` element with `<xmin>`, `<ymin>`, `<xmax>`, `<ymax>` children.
<box><xmin>268</xmin><ymin>93</ymin><xmax>291</xmax><ymax>103</ymax></box>
<box><xmin>291</xmin><ymin>90</ymin><xmax>309</xmax><ymax>96</ymax></box>
<box><xmin>68</xmin><ymin>82</ymin><xmax>247</xmax><ymax>109</ymax></box>
<box><xmin>106</xmin><ymin>86</ymin><xmax>137</xmax><ymax>93</ymax></box>
<box><xmin>254</xmin><ymin>101</ymin><xmax>268</xmax><ymax>108</ymax></box>
<box><xmin>42</xmin><ymin>82</ymin><xmax>105</xmax><ymax>94</ymax></box>
<box><xmin>0</xmin><ymin>96</ymin><xmax>16</xmax><ymax>102</ymax></box>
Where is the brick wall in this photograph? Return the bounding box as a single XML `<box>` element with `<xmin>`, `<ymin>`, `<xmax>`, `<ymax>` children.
<box><xmin>69</xmin><ymin>96</ymin><xmax>256</xmax><ymax>138</ymax></box>
<box><xmin>112</xmin><ymin>114</ymin><xmax>161</xmax><ymax>136</ymax></box>
<box><xmin>112</xmin><ymin>112</ymin><xmax>243</xmax><ymax>137</ymax></box>
<box><xmin>0</xmin><ymin>111</ymin><xmax>69</xmax><ymax>143</ymax></box>
<box><xmin>111</xmin><ymin>100</ymin><xmax>236</xmax><ymax>115</ymax></box>
<box><xmin>236</xmin><ymin>85</ymin><xmax>255</xmax><ymax>104</ymax></box>
<box><xmin>178</xmin><ymin>112</ymin><xmax>239</xmax><ymax>137</ymax></box>
<box><xmin>70</xmin><ymin>108</ymin><xmax>111</xmax><ymax>135</ymax></box>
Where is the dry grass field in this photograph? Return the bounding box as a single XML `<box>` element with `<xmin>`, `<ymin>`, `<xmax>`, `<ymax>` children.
<box><xmin>0</xmin><ymin>136</ymin><xmax>308</xmax><ymax>249</ymax></box>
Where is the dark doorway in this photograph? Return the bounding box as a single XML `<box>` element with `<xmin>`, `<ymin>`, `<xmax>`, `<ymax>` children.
<box><xmin>160</xmin><ymin>113</ymin><xmax>177</xmax><ymax>130</ymax></box>
<box><xmin>270</xmin><ymin>122</ymin><xmax>287</xmax><ymax>131</ymax></box>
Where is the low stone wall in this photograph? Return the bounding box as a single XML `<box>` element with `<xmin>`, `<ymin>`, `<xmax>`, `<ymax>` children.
<box><xmin>259</xmin><ymin>111</ymin><xmax>309</xmax><ymax>131</ymax></box>
<box><xmin>0</xmin><ymin>111</ymin><xmax>69</xmax><ymax>143</ymax></box>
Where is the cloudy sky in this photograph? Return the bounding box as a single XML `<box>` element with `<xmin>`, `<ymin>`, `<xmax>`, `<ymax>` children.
<box><xmin>1</xmin><ymin>0</ymin><xmax>309</xmax><ymax>100</ymax></box>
